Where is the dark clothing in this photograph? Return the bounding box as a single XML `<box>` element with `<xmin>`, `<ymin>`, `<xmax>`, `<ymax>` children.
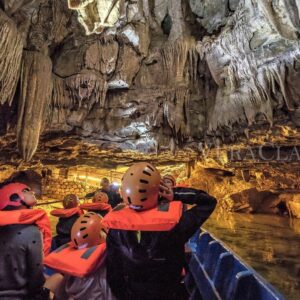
<box><xmin>89</xmin><ymin>209</ymin><xmax>110</xmax><ymax>218</ymax></box>
<box><xmin>106</xmin><ymin>187</ymin><xmax>217</xmax><ymax>300</ymax></box>
<box><xmin>0</xmin><ymin>224</ymin><xmax>46</xmax><ymax>300</ymax></box>
<box><xmin>85</xmin><ymin>188</ymin><xmax>122</xmax><ymax>208</ymax></box>
<box><xmin>53</xmin><ymin>214</ymin><xmax>80</xmax><ymax>248</ymax></box>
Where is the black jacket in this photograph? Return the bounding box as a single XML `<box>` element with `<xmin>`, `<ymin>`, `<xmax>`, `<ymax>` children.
<box><xmin>53</xmin><ymin>214</ymin><xmax>80</xmax><ymax>248</ymax></box>
<box><xmin>106</xmin><ymin>187</ymin><xmax>217</xmax><ymax>300</ymax></box>
<box><xmin>0</xmin><ymin>224</ymin><xmax>46</xmax><ymax>300</ymax></box>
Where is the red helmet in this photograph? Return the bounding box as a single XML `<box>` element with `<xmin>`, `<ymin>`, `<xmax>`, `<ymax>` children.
<box><xmin>0</xmin><ymin>183</ymin><xmax>32</xmax><ymax>210</ymax></box>
<box><xmin>121</xmin><ymin>162</ymin><xmax>161</xmax><ymax>211</ymax></box>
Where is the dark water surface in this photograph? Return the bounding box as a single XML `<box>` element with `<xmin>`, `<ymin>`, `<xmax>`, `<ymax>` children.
<box><xmin>204</xmin><ymin>211</ymin><xmax>300</xmax><ymax>300</ymax></box>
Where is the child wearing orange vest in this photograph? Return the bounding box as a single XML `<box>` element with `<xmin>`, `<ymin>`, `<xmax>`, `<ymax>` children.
<box><xmin>45</xmin><ymin>212</ymin><xmax>116</xmax><ymax>300</ymax></box>
<box><xmin>0</xmin><ymin>180</ymin><xmax>52</xmax><ymax>299</ymax></box>
<box><xmin>80</xmin><ymin>191</ymin><xmax>112</xmax><ymax>217</ymax></box>
<box><xmin>50</xmin><ymin>194</ymin><xmax>83</xmax><ymax>248</ymax></box>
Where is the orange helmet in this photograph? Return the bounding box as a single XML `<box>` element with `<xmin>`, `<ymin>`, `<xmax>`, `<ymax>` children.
<box><xmin>92</xmin><ymin>192</ymin><xmax>109</xmax><ymax>204</ymax></box>
<box><xmin>71</xmin><ymin>212</ymin><xmax>107</xmax><ymax>249</ymax></box>
<box><xmin>63</xmin><ymin>194</ymin><xmax>79</xmax><ymax>209</ymax></box>
<box><xmin>162</xmin><ymin>175</ymin><xmax>176</xmax><ymax>187</ymax></box>
<box><xmin>121</xmin><ymin>162</ymin><xmax>161</xmax><ymax>211</ymax></box>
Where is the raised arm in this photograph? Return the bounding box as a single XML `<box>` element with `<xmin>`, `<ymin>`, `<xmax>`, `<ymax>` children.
<box><xmin>172</xmin><ymin>187</ymin><xmax>217</xmax><ymax>244</ymax></box>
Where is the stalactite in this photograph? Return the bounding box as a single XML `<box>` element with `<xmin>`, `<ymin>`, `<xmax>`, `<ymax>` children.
<box><xmin>17</xmin><ymin>51</ymin><xmax>52</xmax><ymax>162</ymax></box>
<box><xmin>163</xmin><ymin>86</ymin><xmax>190</xmax><ymax>141</ymax></box>
<box><xmin>48</xmin><ymin>75</ymin><xmax>72</xmax><ymax>127</ymax></box>
<box><xmin>187</xmin><ymin>47</ymin><xmax>199</xmax><ymax>88</ymax></box>
<box><xmin>201</xmin><ymin>1</ymin><xmax>300</xmax><ymax>132</ymax></box>
<box><xmin>65</xmin><ymin>72</ymin><xmax>108</xmax><ymax>109</ymax></box>
<box><xmin>0</xmin><ymin>10</ymin><xmax>23</xmax><ymax>105</ymax></box>
<box><xmin>160</xmin><ymin>39</ymin><xmax>191</xmax><ymax>84</ymax></box>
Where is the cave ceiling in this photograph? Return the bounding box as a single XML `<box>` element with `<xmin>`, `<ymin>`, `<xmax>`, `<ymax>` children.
<box><xmin>0</xmin><ymin>0</ymin><xmax>299</xmax><ymax>174</ymax></box>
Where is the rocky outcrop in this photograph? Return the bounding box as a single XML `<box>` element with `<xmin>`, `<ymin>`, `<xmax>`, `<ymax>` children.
<box><xmin>0</xmin><ymin>0</ymin><xmax>299</xmax><ymax>219</ymax></box>
<box><xmin>0</xmin><ymin>0</ymin><xmax>299</xmax><ymax>161</ymax></box>
<box><xmin>43</xmin><ymin>178</ymin><xmax>96</xmax><ymax>199</ymax></box>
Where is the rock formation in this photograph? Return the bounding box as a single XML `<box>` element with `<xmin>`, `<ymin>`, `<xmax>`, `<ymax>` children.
<box><xmin>0</xmin><ymin>0</ymin><xmax>299</xmax><ymax>217</ymax></box>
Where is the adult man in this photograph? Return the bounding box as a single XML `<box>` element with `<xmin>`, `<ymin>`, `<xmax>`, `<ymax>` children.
<box><xmin>103</xmin><ymin>162</ymin><xmax>217</xmax><ymax>300</ymax></box>
<box><xmin>85</xmin><ymin>177</ymin><xmax>122</xmax><ymax>208</ymax></box>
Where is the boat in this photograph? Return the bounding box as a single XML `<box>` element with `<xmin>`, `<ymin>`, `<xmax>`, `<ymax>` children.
<box><xmin>186</xmin><ymin>230</ymin><xmax>285</xmax><ymax>300</ymax></box>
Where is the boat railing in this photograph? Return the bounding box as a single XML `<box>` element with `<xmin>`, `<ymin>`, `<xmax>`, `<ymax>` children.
<box><xmin>186</xmin><ymin>230</ymin><xmax>285</xmax><ymax>300</ymax></box>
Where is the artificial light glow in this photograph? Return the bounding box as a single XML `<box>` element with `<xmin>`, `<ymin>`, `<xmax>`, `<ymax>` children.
<box><xmin>78</xmin><ymin>175</ymin><xmax>100</xmax><ymax>182</ymax></box>
<box><xmin>112</xmin><ymin>182</ymin><xmax>119</xmax><ymax>187</ymax></box>
<box><xmin>68</xmin><ymin>0</ymin><xmax>121</xmax><ymax>35</ymax></box>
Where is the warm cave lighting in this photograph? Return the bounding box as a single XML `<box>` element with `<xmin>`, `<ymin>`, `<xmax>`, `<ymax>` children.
<box><xmin>77</xmin><ymin>175</ymin><xmax>100</xmax><ymax>182</ymax></box>
<box><xmin>68</xmin><ymin>0</ymin><xmax>121</xmax><ymax>35</ymax></box>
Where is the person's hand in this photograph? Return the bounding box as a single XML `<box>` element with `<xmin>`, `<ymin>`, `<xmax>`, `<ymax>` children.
<box><xmin>159</xmin><ymin>181</ymin><xmax>174</xmax><ymax>202</ymax></box>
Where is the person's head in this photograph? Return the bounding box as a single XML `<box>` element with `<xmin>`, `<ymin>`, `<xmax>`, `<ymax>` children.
<box><xmin>100</xmin><ymin>177</ymin><xmax>110</xmax><ymax>191</ymax></box>
<box><xmin>92</xmin><ymin>192</ymin><xmax>109</xmax><ymax>203</ymax></box>
<box><xmin>162</xmin><ymin>175</ymin><xmax>176</xmax><ymax>188</ymax></box>
<box><xmin>63</xmin><ymin>194</ymin><xmax>80</xmax><ymax>209</ymax></box>
<box><xmin>0</xmin><ymin>181</ymin><xmax>36</xmax><ymax>210</ymax></box>
<box><xmin>71</xmin><ymin>212</ymin><xmax>107</xmax><ymax>249</ymax></box>
<box><xmin>120</xmin><ymin>162</ymin><xmax>161</xmax><ymax>211</ymax></box>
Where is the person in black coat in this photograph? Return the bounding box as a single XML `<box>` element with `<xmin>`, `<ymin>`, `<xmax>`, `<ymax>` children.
<box><xmin>0</xmin><ymin>180</ymin><xmax>50</xmax><ymax>299</ymax></box>
<box><xmin>104</xmin><ymin>163</ymin><xmax>217</xmax><ymax>300</ymax></box>
<box><xmin>51</xmin><ymin>194</ymin><xmax>82</xmax><ymax>249</ymax></box>
<box><xmin>85</xmin><ymin>177</ymin><xmax>122</xmax><ymax>208</ymax></box>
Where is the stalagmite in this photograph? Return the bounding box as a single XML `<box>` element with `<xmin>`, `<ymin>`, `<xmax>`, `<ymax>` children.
<box><xmin>17</xmin><ymin>51</ymin><xmax>52</xmax><ymax>161</ymax></box>
<box><xmin>0</xmin><ymin>10</ymin><xmax>23</xmax><ymax>105</ymax></box>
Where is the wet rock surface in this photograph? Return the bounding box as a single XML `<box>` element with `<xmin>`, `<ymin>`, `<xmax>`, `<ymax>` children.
<box><xmin>0</xmin><ymin>0</ymin><xmax>299</xmax><ymax>217</ymax></box>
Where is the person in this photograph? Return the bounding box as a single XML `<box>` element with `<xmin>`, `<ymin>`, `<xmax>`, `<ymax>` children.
<box><xmin>162</xmin><ymin>174</ymin><xmax>177</xmax><ymax>188</ymax></box>
<box><xmin>50</xmin><ymin>194</ymin><xmax>83</xmax><ymax>248</ymax></box>
<box><xmin>0</xmin><ymin>180</ymin><xmax>52</xmax><ymax>299</ymax></box>
<box><xmin>80</xmin><ymin>191</ymin><xmax>112</xmax><ymax>217</ymax></box>
<box><xmin>85</xmin><ymin>177</ymin><xmax>122</xmax><ymax>208</ymax></box>
<box><xmin>103</xmin><ymin>162</ymin><xmax>217</xmax><ymax>300</ymax></box>
<box><xmin>44</xmin><ymin>212</ymin><xmax>116</xmax><ymax>300</ymax></box>
<box><xmin>109</xmin><ymin>182</ymin><xmax>122</xmax><ymax>208</ymax></box>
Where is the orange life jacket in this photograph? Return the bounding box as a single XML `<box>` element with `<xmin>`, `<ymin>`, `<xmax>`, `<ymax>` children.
<box><xmin>175</xmin><ymin>184</ymin><xmax>189</xmax><ymax>188</ymax></box>
<box><xmin>0</xmin><ymin>209</ymin><xmax>52</xmax><ymax>256</ymax></box>
<box><xmin>102</xmin><ymin>201</ymin><xmax>183</xmax><ymax>231</ymax></box>
<box><xmin>44</xmin><ymin>243</ymin><xmax>106</xmax><ymax>278</ymax></box>
<box><xmin>50</xmin><ymin>207</ymin><xmax>83</xmax><ymax>218</ymax></box>
<box><xmin>80</xmin><ymin>202</ymin><xmax>112</xmax><ymax>212</ymax></box>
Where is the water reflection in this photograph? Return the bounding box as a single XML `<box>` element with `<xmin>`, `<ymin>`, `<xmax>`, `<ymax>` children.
<box><xmin>204</xmin><ymin>210</ymin><xmax>300</xmax><ymax>300</ymax></box>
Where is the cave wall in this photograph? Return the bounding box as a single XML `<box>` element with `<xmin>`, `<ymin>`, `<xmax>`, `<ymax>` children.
<box><xmin>0</xmin><ymin>0</ymin><xmax>299</xmax><ymax>164</ymax></box>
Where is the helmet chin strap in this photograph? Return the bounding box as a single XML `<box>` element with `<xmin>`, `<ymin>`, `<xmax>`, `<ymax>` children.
<box><xmin>20</xmin><ymin>200</ymin><xmax>30</xmax><ymax>209</ymax></box>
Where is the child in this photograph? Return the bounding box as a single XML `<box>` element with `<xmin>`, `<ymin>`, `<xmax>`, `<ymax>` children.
<box><xmin>80</xmin><ymin>191</ymin><xmax>112</xmax><ymax>217</ymax></box>
<box><xmin>51</xmin><ymin>194</ymin><xmax>82</xmax><ymax>248</ymax></box>
<box><xmin>44</xmin><ymin>212</ymin><xmax>116</xmax><ymax>300</ymax></box>
<box><xmin>162</xmin><ymin>174</ymin><xmax>177</xmax><ymax>188</ymax></box>
<box><xmin>0</xmin><ymin>180</ymin><xmax>52</xmax><ymax>299</ymax></box>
